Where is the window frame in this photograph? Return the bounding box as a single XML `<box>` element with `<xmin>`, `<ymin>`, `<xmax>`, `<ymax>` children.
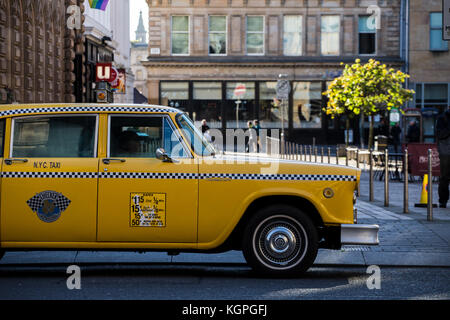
<box><xmin>208</xmin><ymin>15</ymin><xmax>228</xmax><ymax>56</ymax></box>
<box><xmin>320</xmin><ymin>15</ymin><xmax>340</xmax><ymax>56</ymax></box>
<box><xmin>415</xmin><ymin>82</ymin><xmax>450</xmax><ymax>109</ymax></box>
<box><xmin>107</xmin><ymin>114</ymin><xmax>192</xmax><ymax>159</ymax></box>
<box><xmin>10</xmin><ymin>114</ymin><xmax>99</xmax><ymax>158</ymax></box>
<box><xmin>429</xmin><ymin>12</ymin><xmax>449</xmax><ymax>52</ymax></box>
<box><xmin>246</xmin><ymin>15</ymin><xmax>265</xmax><ymax>56</ymax></box>
<box><xmin>283</xmin><ymin>15</ymin><xmax>303</xmax><ymax>56</ymax></box>
<box><xmin>358</xmin><ymin>15</ymin><xmax>377</xmax><ymax>56</ymax></box>
<box><xmin>171</xmin><ymin>15</ymin><xmax>190</xmax><ymax>56</ymax></box>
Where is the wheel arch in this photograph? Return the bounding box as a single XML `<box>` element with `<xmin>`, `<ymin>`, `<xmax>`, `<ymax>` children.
<box><xmin>224</xmin><ymin>195</ymin><xmax>325</xmax><ymax>251</ymax></box>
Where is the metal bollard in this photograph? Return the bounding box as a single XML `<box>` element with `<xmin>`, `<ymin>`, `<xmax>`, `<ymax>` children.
<box><xmin>309</xmin><ymin>146</ymin><xmax>312</xmax><ymax>162</ymax></box>
<box><xmin>369</xmin><ymin>149</ymin><xmax>374</xmax><ymax>202</ymax></box>
<box><xmin>321</xmin><ymin>147</ymin><xmax>324</xmax><ymax>163</ymax></box>
<box><xmin>336</xmin><ymin>147</ymin><xmax>339</xmax><ymax>165</ymax></box>
<box><xmin>384</xmin><ymin>148</ymin><xmax>389</xmax><ymax>207</ymax></box>
<box><xmin>404</xmin><ymin>148</ymin><xmax>409</xmax><ymax>214</ymax></box>
<box><xmin>345</xmin><ymin>148</ymin><xmax>349</xmax><ymax>166</ymax></box>
<box><xmin>356</xmin><ymin>149</ymin><xmax>360</xmax><ymax>169</ymax></box>
<box><xmin>315</xmin><ymin>147</ymin><xmax>318</xmax><ymax>162</ymax></box>
<box><xmin>328</xmin><ymin>147</ymin><xmax>331</xmax><ymax>164</ymax></box>
<box><xmin>427</xmin><ymin>149</ymin><xmax>433</xmax><ymax>221</ymax></box>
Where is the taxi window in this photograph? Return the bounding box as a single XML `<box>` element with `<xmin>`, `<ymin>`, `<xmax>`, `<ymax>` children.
<box><xmin>12</xmin><ymin>116</ymin><xmax>97</xmax><ymax>158</ymax></box>
<box><xmin>109</xmin><ymin>116</ymin><xmax>189</xmax><ymax>158</ymax></box>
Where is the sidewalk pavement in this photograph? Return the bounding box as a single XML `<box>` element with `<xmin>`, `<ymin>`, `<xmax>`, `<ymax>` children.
<box><xmin>1</xmin><ymin>159</ymin><xmax>449</xmax><ymax>268</ymax></box>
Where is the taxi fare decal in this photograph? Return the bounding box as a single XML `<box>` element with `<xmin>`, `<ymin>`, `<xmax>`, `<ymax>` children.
<box><xmin>26</xmin><ymin>190</ymin><xmax>71</xmax><ymax>223</ymax></box>
<box><xmin>130</xmin><ymin>192</ymin><xmax>166</xmax><ymax>227</ymax></box>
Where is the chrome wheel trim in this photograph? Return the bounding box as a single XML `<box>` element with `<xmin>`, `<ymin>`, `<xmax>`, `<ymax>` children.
<box><xmin>252</xmin><ymin>215</ymin><xmax>308</xmax><ymax>271</ymax></box>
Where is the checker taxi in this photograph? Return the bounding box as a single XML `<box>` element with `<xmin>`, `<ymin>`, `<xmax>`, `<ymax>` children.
<box><xmin>0</xmin><ymin>104</ymin><xmax>378</xmax><ymax>275</ymax></box>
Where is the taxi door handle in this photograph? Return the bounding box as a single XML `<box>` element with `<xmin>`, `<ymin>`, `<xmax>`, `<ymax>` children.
<box><xmin>4</xmin><ymin>158</ymin><xmax>28</xmax><ymax>165</ymax></box>
<box><xmin>102</xmin><ymin>158</ymin><xmax>126</xmax><ymax>165</ymax></box>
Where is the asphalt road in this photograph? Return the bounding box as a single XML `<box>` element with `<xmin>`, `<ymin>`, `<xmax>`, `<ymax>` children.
<box><xmin>0</xmin><ymin>263</ymin><xmax>449</xmax><ymax>300</ymax></box>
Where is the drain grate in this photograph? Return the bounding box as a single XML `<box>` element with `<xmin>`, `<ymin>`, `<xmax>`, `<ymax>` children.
<box><xmin>341</xmin><ymin>246</ymin><xmax>371</xmax><ymax>252</ymax></box>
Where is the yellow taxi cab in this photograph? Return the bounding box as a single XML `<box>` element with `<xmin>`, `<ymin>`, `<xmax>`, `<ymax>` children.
<box><xmin>0</xmin><ymin>103</ymin><xmax>378</xmax><ymax>275</ymax></box>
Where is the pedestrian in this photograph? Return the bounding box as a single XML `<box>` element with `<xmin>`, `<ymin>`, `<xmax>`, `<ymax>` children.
<box><xmin>201</xmin><ymin>119</ymin><xmax>212</xmax><ymax>143</ymax></box>
<box><xmin>201</xmin><ymin>119</ymin><xmax>210</xmax><ymax>135</ymax></box>
<box><xmin>391</xmin><ymin>122</ymin><xmax>401</xmax><ymax>153</ymax></box>
<box><xmin>253</xmin><ymin>119</ymin><xmax>261</xmax><ymax>152</ymax></box>
<box><xmin>406</xmin><ymin>120</ymin><xmax>420</xmax><ymax>143</ymax></box>
<box><xmin>246</xmin><ymin>121</ymin><xmax>257</xmax><ymax>153</ymax></box>
<box><xmin>436</xmin><ymin>107</ymin><xmax>450</xmax><ymax>208</ymax></box>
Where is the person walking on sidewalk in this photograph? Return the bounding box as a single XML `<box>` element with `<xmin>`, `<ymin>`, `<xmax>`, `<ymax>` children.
<box><xmin>436</xmin><ymin>107</ymin><xmax>450</xmax><ymax>208</ymax></box>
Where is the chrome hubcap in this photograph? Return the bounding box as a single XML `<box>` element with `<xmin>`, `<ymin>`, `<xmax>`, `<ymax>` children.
<box><xmin>253</xmin><ymin>215</ymin><xmax>308</xmax><ymax>269</ymax></box>
<box><xmin>264</xmin><ymin>226</ymin><xmax>296</xmax><ymax>258</ymax></box>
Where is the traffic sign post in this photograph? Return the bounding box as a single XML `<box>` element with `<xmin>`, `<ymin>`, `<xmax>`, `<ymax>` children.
<box><xmin>233</xmin><ymin>84</ymin><xmax>246</xmax><ymax>129</ymax></box>
<box><xmin>276</xmin><ymin>78</ymin><xmax>291</xmax><ymax>151</ymax></box>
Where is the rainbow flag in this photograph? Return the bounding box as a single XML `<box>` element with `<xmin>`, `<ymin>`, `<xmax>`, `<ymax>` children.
<box><xmin>88</xmin><ymin>0</ymin><xmax>109</xmax><ymax>11</ymax></box>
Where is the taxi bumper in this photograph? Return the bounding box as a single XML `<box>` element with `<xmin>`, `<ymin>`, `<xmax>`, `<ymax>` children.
<box><xmin>340</xmin><ymin>224</ymin><xmax>379</xmax><ymax>245</ymax></box>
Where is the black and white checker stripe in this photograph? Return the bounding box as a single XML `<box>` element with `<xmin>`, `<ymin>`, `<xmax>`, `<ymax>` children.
<box><xmin>1</xmin><ymin>171</ymin><xmax>356</xmax><ymax>182</ymax></box>
<box><xmin>199</xmin><ymin>173</ymin><xmax>356</xmax><ymax>182</ymax></box>
<box><xmin>1</xmin><ymin>172</ymin><xmax>98</xmax><ymax>179</ymax></box>
<box><xmin>0</xmin><ymin>105</ymin><xmax>178</xmax><ymax>118</ymax></box>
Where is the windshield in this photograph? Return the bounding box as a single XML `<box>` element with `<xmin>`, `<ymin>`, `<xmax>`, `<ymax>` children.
<box><xmin>176</xmin><ymin>113</ymin><xmax>216</xmax><ymax>157</ymax></box>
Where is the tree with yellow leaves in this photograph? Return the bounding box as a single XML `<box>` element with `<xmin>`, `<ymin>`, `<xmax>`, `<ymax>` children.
<box><xmin>323</xmin><ymin>59</ymin><xmax>414</xmax><ymax>149</ymax></box>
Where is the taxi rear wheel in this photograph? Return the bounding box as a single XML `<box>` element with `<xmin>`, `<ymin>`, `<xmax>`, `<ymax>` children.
<box><xmin>242</xmin><ymin>205</ymin><xmax>318</xmax><ymax>276</ymax></box>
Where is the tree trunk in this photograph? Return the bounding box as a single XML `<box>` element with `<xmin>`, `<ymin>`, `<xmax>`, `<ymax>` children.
<box><xmin>368</xmin><ymin>115</ymin><xmax>374</xmax><ymax>150</ymax></box>
<box><xmin>346</xmin><ymin>118</ymin><xmax>350</xmax><ymax>147</ymax></box>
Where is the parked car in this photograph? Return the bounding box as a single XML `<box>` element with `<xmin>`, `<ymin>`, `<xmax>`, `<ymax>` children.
<box><xmin>0</xmin><ymin>103</ymin><xmax>378</xmax><ymax>275</ymax></box>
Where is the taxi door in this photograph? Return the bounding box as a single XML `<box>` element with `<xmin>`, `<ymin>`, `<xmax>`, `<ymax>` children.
<box><xmin>0</xmin><ymin>114</ymin><xmax>99</xmax><ymax>243</ymax></box>
<box><xmin>97</xmin><ymin>114</ymin><xmax>198</xmax><ymax>243</ymax></box>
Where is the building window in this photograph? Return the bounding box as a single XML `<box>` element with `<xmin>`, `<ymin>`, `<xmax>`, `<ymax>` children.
<box><xmin>416</xmin><ymin>83</ymin><xmax>449</xmax><ymax>110</ymax></box>
<box><xmin>160</xmin><ymin>82</ymin><xmax>189</xmax><ymax>112</ymax></box>
<box><xmin>293</xmin><ymin>82</ymin><xmax>322</xmax><ymax>129</ymax></box>
<box><xmin>321</xmin><ymin>15</ymin><xmax>340</xmax><ymax>56</ymax></box>
<box><xmin>193</xmin><ymin>82</ymin><xmax>222</xmax><ymax>129</ymax></box>
<box><xmin>259</xmin><ymin>82</ymin><xmax>285</xmax><ymax>128</ymax></box>
<box><xmin>430</xmin><ymin>13</ymin><xmax>448</xmax><ymax>51</ymax></box>
<box><xmin>171</xmin><ymin>16</ymin><xmax>189</xmax><ymax>55</ymax></box>
<box><xmin>246</xmin><ymin>16</ymin><xmax>264</xmax><ymax>55</ymax></box>
<box><xmin>283</xmin><ymin>15</ymin><xmax>302</xmax><ymax>56</ymax></box>
<box><xmin>226</xmin><ymin>82</ymin><xmax>256</xmax><ymax>128</ymax></box>
<box><xmin>209</xmin><ymin>16</ymin><xmax>227</xmax><ymax>55</ymax></box>
<box><xmin>358</xmin><ymin>16</ymin><xmax>376</xmax><ymax>55</ymax></box>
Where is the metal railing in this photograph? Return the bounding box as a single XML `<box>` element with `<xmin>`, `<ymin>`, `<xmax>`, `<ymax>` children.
<box><xmin>264</xmin><ymin>137</ymin><xmax>435</xmax><ymax>220</ymax></box>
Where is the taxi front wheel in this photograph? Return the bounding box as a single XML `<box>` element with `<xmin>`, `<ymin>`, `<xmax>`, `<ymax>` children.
<box><xmin>242</xmin><ymin>205</ymin><xmax>318</xmax><ymax>276</ymax></box>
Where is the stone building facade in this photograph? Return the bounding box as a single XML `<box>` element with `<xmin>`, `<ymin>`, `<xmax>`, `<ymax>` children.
<box><xmin>143</xmin><ymin>0</ymin><xmax>405</xmax><ymax>144</ymax></box>
<box><xmin>407</xmin><ymin>0</ymin><xmax>450</xmax><ymax>143</ymax></box>
<box><xmin>0</xmin><ymin>0</ymin><xmax>86</xmax><ymax>104</ymax></box>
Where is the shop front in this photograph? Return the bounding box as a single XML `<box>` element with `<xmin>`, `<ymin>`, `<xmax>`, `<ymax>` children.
<box><xmin>158</xmin><ymin>79</ymin><xmax>344</xmax><ymax>145</ymax></box>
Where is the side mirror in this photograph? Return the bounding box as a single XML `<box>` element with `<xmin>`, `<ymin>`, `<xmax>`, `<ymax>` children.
<box><xmin>156</xmin><ymin>148</ymin><xmax>175</xmax><ymax>163</ymax></box>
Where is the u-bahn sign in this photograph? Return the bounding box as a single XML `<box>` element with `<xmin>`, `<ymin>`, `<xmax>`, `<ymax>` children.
<box><xmin>444</xmin><ymin>0</ymin><xmax>450</xmax><ymax>40</ymax></box>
